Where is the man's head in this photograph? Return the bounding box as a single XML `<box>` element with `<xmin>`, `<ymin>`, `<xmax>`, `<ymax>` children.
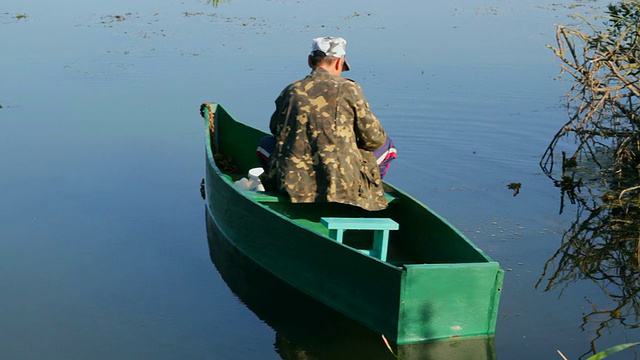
<box><xmin>308</xmin><ymin>36</ymin><xmax>350</xmax><ymax>75</ymax></box>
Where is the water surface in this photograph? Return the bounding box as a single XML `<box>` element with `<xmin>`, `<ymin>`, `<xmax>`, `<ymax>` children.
<box><xmin>1</xmin><ymin>1</ymin><xmax>637</xmax><ymax>359</ymax></box>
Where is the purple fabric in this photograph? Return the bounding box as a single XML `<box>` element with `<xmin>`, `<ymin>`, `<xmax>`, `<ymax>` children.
<box><xmin>257</xmin><ymin>136</ymin><xmax>276</xmax><ymax>169</ymax></box>
<box><xmin>373</xmin><ymin>136</ymin><xmax>397</xmax><ymax>178</ymax></box>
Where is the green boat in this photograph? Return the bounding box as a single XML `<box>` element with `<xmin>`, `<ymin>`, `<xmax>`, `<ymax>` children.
<box><xmin>200</xmin><ymin>102</ymin><xmax>504</xmax><ymax>344</ymax></box>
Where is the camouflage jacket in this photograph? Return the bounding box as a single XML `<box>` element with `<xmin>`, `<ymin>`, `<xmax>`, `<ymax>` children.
<box><xmin>260</xmin><ymin>67</ymin><xmax>388</xmax><ymax>211</ymax></box>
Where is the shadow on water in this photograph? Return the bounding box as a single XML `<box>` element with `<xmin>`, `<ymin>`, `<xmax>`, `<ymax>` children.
<box><xmin>205</xmin><ymin>209</ymin><xmax>496</xmax><ymax>360</ymax></box>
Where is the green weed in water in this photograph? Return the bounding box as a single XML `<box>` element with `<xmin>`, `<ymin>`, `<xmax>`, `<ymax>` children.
<box><xmin>381</xmin><ymin>335</ymin><xmax>402</xmax><ymax>360</ymax></box>
<box><xmin>206</xmin><ymin>0</ymin><xmax>227</xmax><ymax>6</ymax></box>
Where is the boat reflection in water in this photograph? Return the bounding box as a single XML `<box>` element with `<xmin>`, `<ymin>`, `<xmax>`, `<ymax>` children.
<box><xmin>206</xmin><ymin>211</ymin><xmax>497</xmax><ymax>360</ymax></box>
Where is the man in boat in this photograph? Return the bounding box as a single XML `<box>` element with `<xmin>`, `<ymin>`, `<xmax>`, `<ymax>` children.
<box><xmin>257</xmin><ymin>36</ymin><xmax>396</xmax><ymax>211</ymax></box>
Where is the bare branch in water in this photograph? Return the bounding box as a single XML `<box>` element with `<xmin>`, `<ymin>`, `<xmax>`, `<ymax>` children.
<box><xmin>540</xmin><ymin>1</ymin><xmax>640</xmax><ymax>357</ymax></box>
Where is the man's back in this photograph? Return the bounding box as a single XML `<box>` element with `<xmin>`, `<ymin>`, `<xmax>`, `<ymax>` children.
<box><xmin>261</xmin><ymin>67</ymin><xmax>389</xmax><ymax>211</ymax></box>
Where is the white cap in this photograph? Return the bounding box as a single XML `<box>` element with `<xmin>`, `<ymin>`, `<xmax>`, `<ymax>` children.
<box><xmin>311</xmin><ymin>36</ymin><xmax>350</xmax><ymax>71</ymax></box>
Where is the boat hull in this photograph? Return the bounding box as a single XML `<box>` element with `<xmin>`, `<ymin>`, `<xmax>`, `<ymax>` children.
<box><xmin>201</xmin><ymin>103</ymin><xmax>504</xmax><ymax>344</ymax></box>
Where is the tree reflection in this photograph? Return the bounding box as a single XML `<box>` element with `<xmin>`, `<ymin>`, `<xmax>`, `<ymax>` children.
<box><xmin>540</xmin><ymin>98</ymin><xmax>640</xmax><ymax>357</ymax></box>
<box><xmin>536</xmin><ymin>180</ymin><xmax>640</xmax><ymax>347</ymax></box>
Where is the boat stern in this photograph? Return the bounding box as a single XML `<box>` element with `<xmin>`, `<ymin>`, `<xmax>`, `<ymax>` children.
<box><xmin>395</xmin><ymin>262</ymin><xmax>504</xmax><ymax>344</ymax></box>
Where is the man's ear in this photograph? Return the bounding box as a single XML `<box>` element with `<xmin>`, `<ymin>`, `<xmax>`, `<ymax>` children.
<box><xmin>333</xmin><ymin>58</ymin><xmax>343</xmax><ymax>71</ymax></box>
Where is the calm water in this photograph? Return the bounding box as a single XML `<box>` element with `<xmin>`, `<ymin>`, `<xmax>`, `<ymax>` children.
<box><xmin>1</xmin><ymin>0</ymin><xmax>637</xmax><ymax>359</ymax></box>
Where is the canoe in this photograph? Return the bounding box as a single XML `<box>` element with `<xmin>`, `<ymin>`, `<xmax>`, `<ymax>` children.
<box><xmin>200</xmin><ymin>102</ymin><xmax>504</xmax><ymax>344</ymax></box>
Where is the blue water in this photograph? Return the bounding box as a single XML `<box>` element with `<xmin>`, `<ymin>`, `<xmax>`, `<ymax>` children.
<box><xmin>1</xmin><ymin>0</ymin><xmax>637</xmax><ymax>359</ymax></box>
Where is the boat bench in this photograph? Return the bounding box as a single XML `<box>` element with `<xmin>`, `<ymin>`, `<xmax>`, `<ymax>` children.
<box><xmin>320</xmin><ymin>217</ymin><xmax>399</xmax><ymax>262</ymax></box>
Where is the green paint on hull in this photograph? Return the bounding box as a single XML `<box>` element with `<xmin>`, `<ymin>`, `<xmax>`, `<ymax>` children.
<box><xmin>200</xmin><ymin>103</ymin><xmax>504</xmax><ymax>344</ymax></box>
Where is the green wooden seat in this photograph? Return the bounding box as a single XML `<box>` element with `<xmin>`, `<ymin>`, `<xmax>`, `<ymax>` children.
<box><xmin>242</xmin><ymin>191</ymin><xmax>288</xmax><ymax>203</ymax></box>
<box><xmin>320</xmin><ymin>217</ymin><xmax>399</xmax><ymax>262</ymax></box>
